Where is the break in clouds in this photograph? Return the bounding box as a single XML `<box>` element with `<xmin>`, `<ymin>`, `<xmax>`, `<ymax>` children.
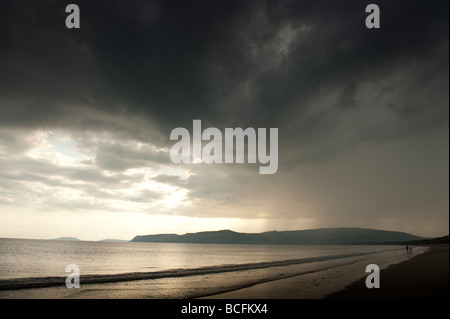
<box><xmin>0</xmin><ymin>0</ymin><xmax>448</xmax><ymax>238</ymax></box>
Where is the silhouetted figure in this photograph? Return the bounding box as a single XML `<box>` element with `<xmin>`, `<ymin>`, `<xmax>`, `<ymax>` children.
<box><xmin>406</xmin><ymin>244</ymin><xmax>409</xmax><ymax>253</ymax></box>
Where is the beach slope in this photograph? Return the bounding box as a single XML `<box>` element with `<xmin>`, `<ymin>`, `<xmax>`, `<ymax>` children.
<box><xmin>204</xmin><ymin>245</ymin><xmax>448</xmax><ymax>299</ymax></box>
<box><xmin>327</xmin><ymin>244</ymin><xmax>449</xmax><ymax>299</ymax></box>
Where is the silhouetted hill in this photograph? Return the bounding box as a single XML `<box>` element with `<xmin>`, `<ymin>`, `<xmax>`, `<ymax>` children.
<box><xmin>54</xmin><ymin>237</ymin><xmax>81</xmax><ymax>241</ymax></box>
<box><xmin>131</xmin><ymin>228</ymin><xmax>424</xmax><ymax>245</ymax></box>
<box><xmin>408</xmin><ymin>235</ymin><xmax>449</xmax><ymax>245</ymax></box>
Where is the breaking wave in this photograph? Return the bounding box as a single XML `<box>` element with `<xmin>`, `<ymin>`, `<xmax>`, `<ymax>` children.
<box><xmin>0</xmin><ymin>250</ymin><xmax>386</xmax><ymax>290</ymax></box>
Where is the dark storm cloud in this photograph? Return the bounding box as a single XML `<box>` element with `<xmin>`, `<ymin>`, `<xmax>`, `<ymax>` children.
<box><xmin>1</xmin><ymin>0</ymin><xmax>447</xmax><ymax>135</ymax></box>
<box><xmin>335</xmin><ymin>81</ymin><xmax>357</xmax><ymax>111</ymax></box>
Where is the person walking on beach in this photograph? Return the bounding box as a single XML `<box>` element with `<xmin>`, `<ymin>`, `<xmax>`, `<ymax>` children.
<box><xmin>406</xmin><ymin>244</ymin><xmax>409</xmax><ymax>253</ymax></box>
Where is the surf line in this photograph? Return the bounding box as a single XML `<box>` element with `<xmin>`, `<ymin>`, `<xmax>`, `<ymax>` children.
<box><xmin>169</xmin><ymin>120</ymin><xmax>278</xmax><ymax>174</ymax></box>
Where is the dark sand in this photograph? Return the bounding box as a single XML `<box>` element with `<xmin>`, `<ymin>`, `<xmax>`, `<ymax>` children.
<box><xmin>327</xmin><ymin>244</ymin><xmax>449</xmax><ymax>299</ymax></box>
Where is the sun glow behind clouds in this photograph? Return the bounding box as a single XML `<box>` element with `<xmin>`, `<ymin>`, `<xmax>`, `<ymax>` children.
<box><xmin>2</xmin><ymin>129</ymin><xmax>193</xmax><ymax>216</ymax></box>
<box><xmin>25</xmin><ymin>130</ymin><xmax>94</xmax><ymax>166</ymax></box>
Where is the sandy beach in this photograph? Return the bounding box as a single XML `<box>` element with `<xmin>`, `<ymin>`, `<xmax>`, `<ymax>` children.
<box><xmin>327</xmin><ymin>244</ymin><xmax>449</xmax><ymax>299</ymax></box>
<box><xmin>204</xmin><ymin>245</ymin><xmax>449</xmax><ymax>299</ymax></box>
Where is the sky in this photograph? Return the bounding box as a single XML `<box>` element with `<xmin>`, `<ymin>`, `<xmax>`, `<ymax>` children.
<box><xmin>0</xmin><ymin>0</ymin><xmax>448</xmax><ymax>240</ymax></box>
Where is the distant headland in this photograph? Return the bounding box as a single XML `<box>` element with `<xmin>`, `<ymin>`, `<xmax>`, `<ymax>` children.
<box><xmin>131</xmin><ymin>227</ymin><xmax>427</xmax><ymax>245</ymax></box>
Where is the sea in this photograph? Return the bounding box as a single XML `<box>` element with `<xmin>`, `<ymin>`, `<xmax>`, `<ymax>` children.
<box><xmin>0</xmin><ymin>238</ymin><xmax>426</xmax><ymax>299</ymax></box>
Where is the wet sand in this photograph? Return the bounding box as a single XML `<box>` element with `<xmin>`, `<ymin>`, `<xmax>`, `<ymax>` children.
<box><xmin>203</xmin><ymin>245</ymin><xmax>449</xmax><ymax>299</ymax></box>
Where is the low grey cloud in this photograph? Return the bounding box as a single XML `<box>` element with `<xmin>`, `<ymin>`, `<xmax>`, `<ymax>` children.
<box><xmin>152</xmin><ymin>174</ymin><xmax>186</xmax><ymax>187</ymax></box>
<box><xmin>93</xmin><ymin>140</ymin><xmax>169</xmax><ymax>171</ymax></box>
